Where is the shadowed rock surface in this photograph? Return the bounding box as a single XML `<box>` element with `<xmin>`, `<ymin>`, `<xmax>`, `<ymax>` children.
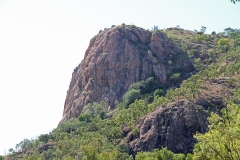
<box><xmin>126</xmin><ymin>100</ymin><xmax>209</xmax><ymax>154</ymax></box>
<box><xmin>61</xmin><ymin>26</ymin><xmax>193</xmax><ymax>122</ymax></box>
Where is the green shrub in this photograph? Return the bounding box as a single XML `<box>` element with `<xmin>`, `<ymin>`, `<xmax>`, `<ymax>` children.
<box><xmin>132</xmin><ymin>126</ymin><xmax>139</xmax><ymax>136</ymax></box>
<box><xmin>38</xmin><ymin>134</ymin><xmax>49</xmax><ymax>144</ymax></box>
<box><xmin>218</xmin><ymin>38</ymin><xmax>230</xmax><ymax>46</ymax></box>
<box><xmin>123</xmin><ymin>89</ymin><xmax>140</xmax><ymax>107</ymax></box>
<box><xmin>180</xmin><ymin>29</ymin><xmax>184</xmax><ymax>34</ymax></box>
<box><xmin>78</xmin><ymin>113</ymin><xmax>91</xmax><ymax>122</ymax></box>
<box><xmin>152</xmin><ymin>59</ymin><xmax>158</xmax><ymax>64</ymax></box>
<box><xmin>55</xmin><ymin>118</ymin><xmax>85</xmax><ymax>133</ymax></box>
<box><xmin>129</xmin><ymin>77</ymin><xmax>155</xmax><ymax>95</ymax></box>
<box><xmin>100</xmin><ymin>52</ymin><xmax>108</xmax><ymax>58</ymax></box>
<box><xmin>207</xmin><ymin>48</ymin><xmax>214</xmax><ymax>56</ymax></box>
<box><xmin>196</xmin><ymin>35</ymin><xmax>204</xmax><ymax>42</ymax></box>
<box><xmin>170</xmin><ymin>73</ymin><xmax>181</xmax><ymax>83</ymax></box>
<box><xmin>196</xmin><ymin>34</ymin><xmax>211</xmax><ymax>42</ymax></box>
<box><xmin>168</xmin><ymin>60</ymin><xmax>173</xmax><ymax>65</ymax></box>
<box><xmin>216</xmin><ymin>45</ymin><xmax>224</xmax><ymax>54</ymax></box>
<box><xmin>144</xmin><ymin>93</ymin><xmax>154</xmax><ymax>103</ymax></box>
<box><xmin>189</xmin><ymin>49</ymin><xmax>197</xmax><ymax>56</ymax></box>
<box><xmin>135</xmin><ymin>148</ymin><xmax>186</xmax><ymax>160</ymax></box>
<box><xmin>193</xmin><ymin>103</ymin><xmax>240</xmax><ymax>159</ymax></box>
<box><xmin>129</xmin><ymin>24</ymin><xmax>136</xmax><ymax>29</ymax></box>
<box><xmin>154</xmin><ymin>89</ymin><xmax>164</xmax><ymax>98</ymax></box>
<box><xmin>194</xmin><ymin>58</ymin><xmax>202</xmax><ymax>70</ymax></box>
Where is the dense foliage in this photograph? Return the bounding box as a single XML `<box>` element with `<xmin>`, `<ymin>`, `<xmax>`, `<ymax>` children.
<box><xmin>135</xmin><ymin>148</ymin><xmax>186</xmax><ymax>160</ymax></box>
<box><xmin>193</xmin><ymin>102</ymin><xmax>240</xmax><ymax>160</ymax></box>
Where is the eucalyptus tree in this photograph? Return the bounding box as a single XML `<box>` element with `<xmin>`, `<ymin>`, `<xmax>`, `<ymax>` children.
<box><xmin>230</xmin><ymin>0</ymin><xmax>240</xmax><ymax>3</ymax></box>
<box><xmin>193</xmin><ymin>102</ymin><xmax>240</xmax><ymax>159</ymax></box>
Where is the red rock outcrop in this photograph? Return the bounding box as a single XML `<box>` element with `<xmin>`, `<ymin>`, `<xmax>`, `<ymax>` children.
<box><xmin>61</xmin><ymin>26</ymin><xmax>192</xmax><ymax>122</ymax></box>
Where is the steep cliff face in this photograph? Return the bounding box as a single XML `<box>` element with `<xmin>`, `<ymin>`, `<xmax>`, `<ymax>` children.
<box><xmin>61</xmin><ymin>26</ymin><xmax>192</xmax><ymax>122</ymax></box>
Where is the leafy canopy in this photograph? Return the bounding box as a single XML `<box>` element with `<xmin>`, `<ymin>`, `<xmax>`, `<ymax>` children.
<box><xmin>193</xmin><ymin>102</ymin><xmax>240</xmax><ymax>160</ymax></box>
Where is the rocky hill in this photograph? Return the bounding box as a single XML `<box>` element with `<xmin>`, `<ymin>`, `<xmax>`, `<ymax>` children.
<box><xmin>61</xmin><ymin>25</ymin><xmax>193</xmax><ymax>122</ymax></box>
<box><xmin>6</xmin><ymin>25</ymin><xmax>240</xmax><ymax>159</ymax></box>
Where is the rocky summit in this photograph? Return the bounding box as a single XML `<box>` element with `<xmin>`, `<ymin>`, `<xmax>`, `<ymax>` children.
<box><xmin>61</xmin><ymin>25</ymin><xmax>193</xmax><ymax>122</ymax></box>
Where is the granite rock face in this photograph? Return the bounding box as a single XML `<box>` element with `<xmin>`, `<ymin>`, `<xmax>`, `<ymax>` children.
<box><xmin>61</xmin><ymin>26</ymin><xmax>192</xmax><ymax>122</ymax></box>
<box><xmin>126</xmin><ymin>100</ymin><xmax>209</xmax><ymax>154</ymax></box>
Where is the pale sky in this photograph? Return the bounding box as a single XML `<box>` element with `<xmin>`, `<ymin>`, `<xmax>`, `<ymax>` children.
<box><xmin>0</xmin><ymin>0</ymin><xmax>239</xmax><ymax>155</ymax></box>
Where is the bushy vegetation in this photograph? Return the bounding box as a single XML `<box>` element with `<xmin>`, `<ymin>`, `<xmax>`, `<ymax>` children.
<box><xmin>193</xmin><ymin>101</ymin><xmax>240</xmax><ymax>160</ymax></box>
<box><xmin>7</xmin><ymin>27</ymin><xmax>240</xmax><ymax>159</ymax></box>
<box><xmin>135</xmin><ymin>148</ymin><xmax>186</xmax><ymax>160</ymax></box>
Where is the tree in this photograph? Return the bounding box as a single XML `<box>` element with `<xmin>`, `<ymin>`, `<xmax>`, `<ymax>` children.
<box><xmin>83</xmin><ymin>145</ymin><xmax>98</xmax><ymax>160</ymax></box>
<box><xmin>135</xmin><ymin>148</ymin><xmax>185</xmax><ymax>160</ymax></box>
<box><xmin>193</xmin><ymin>102</ymin><xmax>240</xmax><ymax>159</ymax></box>
<box><xmin>8</xmin><ymin>148</ymin><xmax>14</xmax><ymax>153</ymax></box>
<box><xmin>170</xmin><ymin>73</ymin><xmax>181</xmax><ymax>84</ymax></box>
<box><xmin>211</xmin><ymin>31</ymin><xmax>216</xmax><ymax>35</ymax></box>
<box><xmin>230</xmin><ymin>0</ymin><xmax>240</xmax><ymax>4</ymax></box>
<box><xmin>78</xmin><ymin>113</ymin><xmax>91</xmax><ymax>122</ymax></box>
<box><xmin>0</xmin><ymin>155</ymin><xmax>4</xmax><ymax>160</ymax></box>
<box><xmin>200</xmin><ymin>26</ymin><xmax>206</xmax><ymax>34</ymax></box>
<box><xmin>234</xmin><ymin>36</ymin><xmax>240</xmax><ymax>47</ymax></box>
<box><xmin>195</xmin><ymin>26</ymin><xmax>206</xmax><ymax>35</ymax></box>
<box><xmin>218</xmin><ymin>38</ymin><xmax>230</xmax><ymax>52</ymax></box>
<box><xmin>38</xmin><ymin>134</ymin><xmax>49</xmax><ymax>144</ymax></box>
<box><xmin>224</xmin><ymin>27</ymin><xmax>235</xmax><ymax>35</ymax></box>
<box><xmin>128</xmin><ymin>77</ymin><xmax>155</xmax><ymax>95</ymax></box>
<box><xmin>194</xmin><ymin>58</ymin><xmax>202</xmax><ymax>71</ymax></box>
<box><xmin>15</xmin><ymin>139</ymin><xmax>34</xmax><ymax>152</ymax></box>
<box><xmin>123</xmin><ymin>89</ymin><xmax>140</xmax><ymax>107</ymax></box>
<box><xmin>218</xmin><ymin>38</ymin><xmax>230</xmax><ymax>46</ymax></box>
<box><xmin>152</xmin><ymin>25</ymin><xmax>159</xmax><ymax>30</ymax></box>
<box><xmin>105</xmin><ymin>127</ymin><xmax>123</xmax><ymax>147</ymax></box>
<box><xmin>154</xmin><ymin>89</ymin><xmax>164</xmax><ymax>98</ymax></box>
<box><xmin>22</xmin><ymin>150</ymin><xmax>45</xmax><ymax>160</ymax></box>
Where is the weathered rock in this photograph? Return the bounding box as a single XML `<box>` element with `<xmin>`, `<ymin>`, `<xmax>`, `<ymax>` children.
<box><xmin>126</xmin><ymin>100</ymin><xmax>208</xmax><ymax>154</ymax></box>
<box><xmin>61</xmin><ymin>26</ymin><xmax>193</xmax><ymax>122</ymax></box>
